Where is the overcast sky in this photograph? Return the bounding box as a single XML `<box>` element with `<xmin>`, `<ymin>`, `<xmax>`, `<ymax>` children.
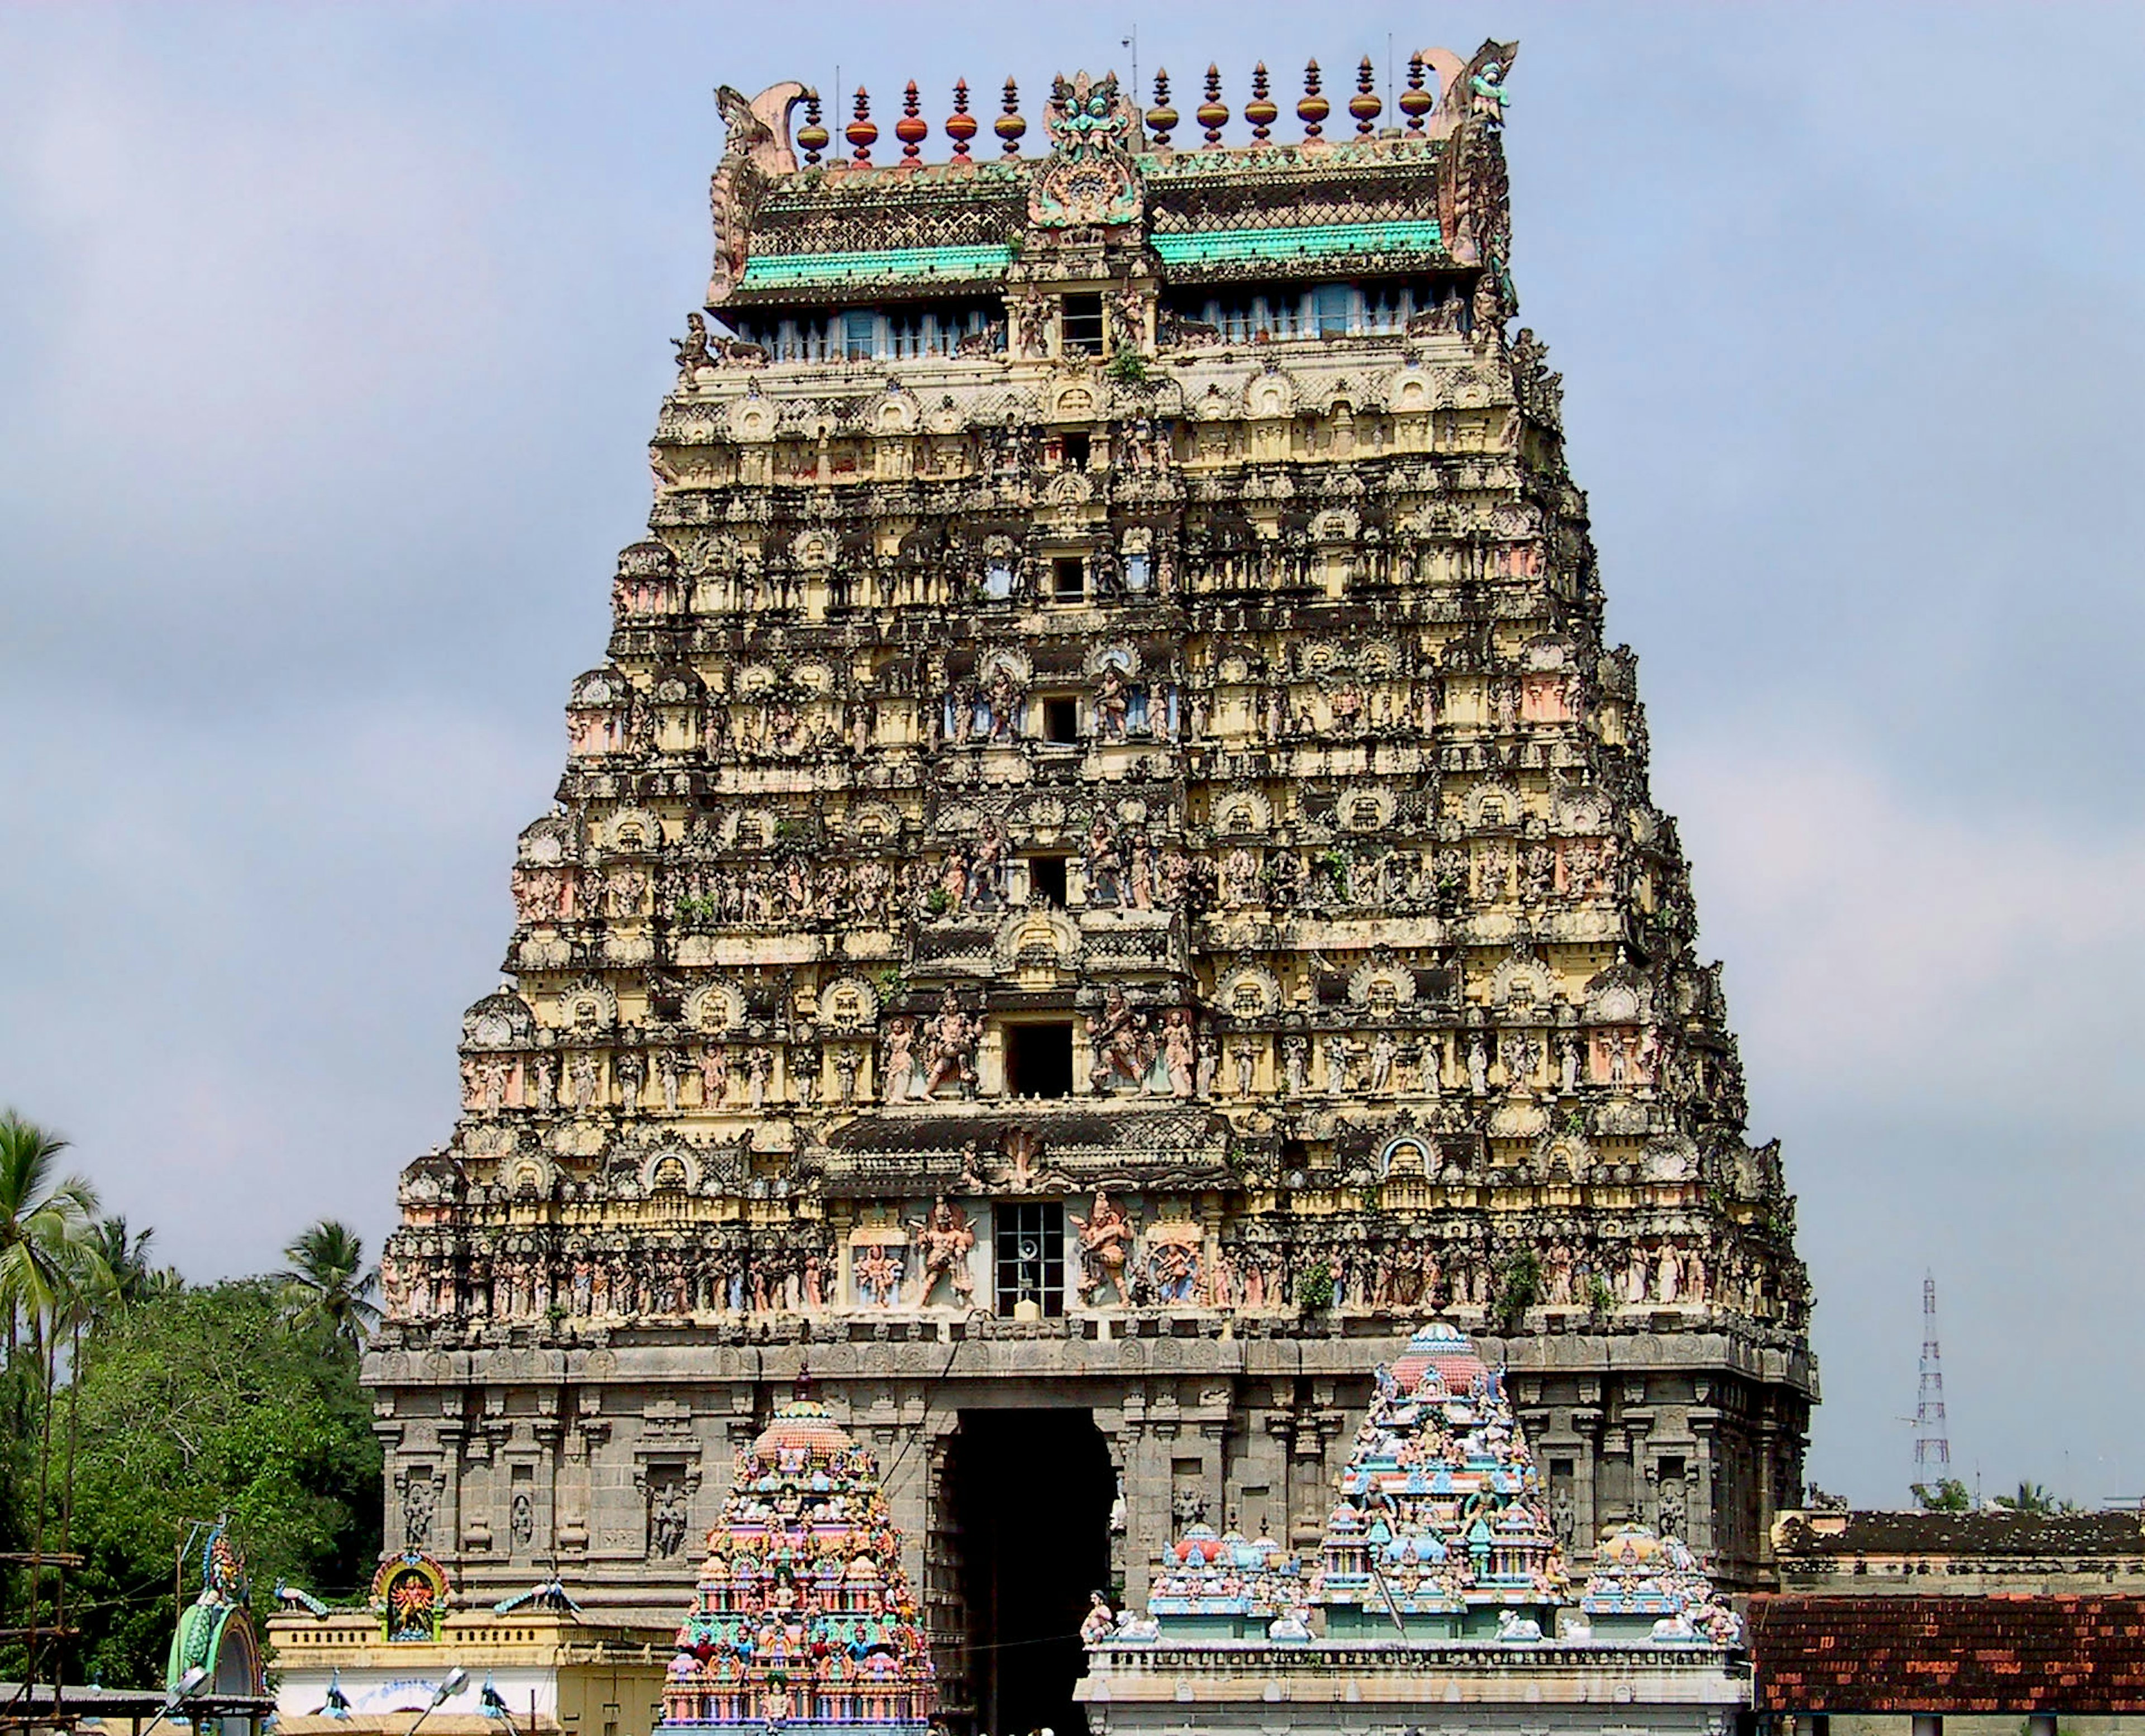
<box><xmin>3</xmin><ymin>2</ymin><xmax>2140</xmax><ymax>1509</ymax></box>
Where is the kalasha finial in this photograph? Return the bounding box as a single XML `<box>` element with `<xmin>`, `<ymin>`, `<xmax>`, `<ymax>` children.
<box><xmin>1400</xmin><ymin>52</ymin><xmax>1433</xmax><ymax>135</ymax></box>
<box><xmin>1351</xmin><ymin>56</ymin><xmax>1382</xmax><ymax>135</ymax></box>
<box><xmin>846</xmin><ymin>86</ymin><xmax>877</xmax><ymax>165</ymax></box>
<box><xmin>1298</xmin><ymin>60</ymin><xmax>1328</xmax><ymax>140</ymax></box>
<box><xmin>1197</xmin><ymin>64</ymin><xmax>1229</xmax><ymax>147</ymax></box>
<box><xmin>895</xmin><ymin>80</ymin><xmax>927</xmax><ymax>163</ymax></box>
<box><xmin>996</xmin><ymin>77</ymin><xmax>1026</xmax><ymax>156</ymax></box>
<box><xmin>1147</xmin><ymin>68</ymin><xmax>1177</xmax><ymax>148</ymax></box>
<box><xmin>797</xmin><ymin>89</ymin><xmax>828</xmax><ymax>166</ymax></box>
<box><xmin>947</xmin><ymin>78</ymin><xmax>976</xmax><ymax>163</ymax></box>
<box><xmin>1246</xmin><ymin>63</ymin><xmax>1277</xmax><ymax>143</ymax></box>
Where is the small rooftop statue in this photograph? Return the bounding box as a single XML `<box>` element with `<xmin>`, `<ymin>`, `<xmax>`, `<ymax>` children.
<box><xmin>371</xmin><ymin>1549</ymin><xmax>451</xmax><ymax>1643</ymax></box>
<box><xmin>168</xmin><ymin>1520</ymin><xmax>264</xmax><ymax>1696</ymax></box>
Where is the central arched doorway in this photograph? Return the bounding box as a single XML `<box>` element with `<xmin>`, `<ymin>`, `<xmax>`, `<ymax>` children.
<box><xmin>946</xmin><ymin>1408</ymin><xmax>1113</xmax><ymax>1736</ymax></box>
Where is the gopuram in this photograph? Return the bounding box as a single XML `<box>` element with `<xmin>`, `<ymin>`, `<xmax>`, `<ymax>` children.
<box><xmin>369</xmin><ymin>40</ymin><xmax>1813</xmax><ymax>1736</ymax></box>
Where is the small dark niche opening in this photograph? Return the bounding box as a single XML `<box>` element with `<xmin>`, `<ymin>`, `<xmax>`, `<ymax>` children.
<box><xmin>1042</xmin><ymin>697</ymin><xmax>1080</xmax><ymax>742</ymax></box>
<box><xmin>1028</xmin><ymin>855</ymin><xmax>1068</xmax><ymax>905</ymax></box>
<box><xmin>1051</xmin><ymin>555</ymin><xmax>1086</xmax><ymax>601</ymax></box>
<box><xmin>1061</xmin><ymin>430</ymin><xmax>1091</xmax><ymax>469</ymax></box>
<box><xmin>1061</xmin><ymin>293</ymin><xmax>1104</xmax><ymax>354</ymax></box>
<box><xmin>1005</xmin><ymin>1022</ymin><xmax>1074</xmax><ymax>1099</ymax></box>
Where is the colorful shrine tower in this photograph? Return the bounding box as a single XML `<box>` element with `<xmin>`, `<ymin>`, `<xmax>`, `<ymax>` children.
<box><xmin>369</xmin><ymin>41</ymin><xmax>1813</xmax><ymax>1734</ymax></box>
<box><xmin>659</xmin><ymin>1396</ymin><xmax>935</xmax><ymax>1733</ymax></box>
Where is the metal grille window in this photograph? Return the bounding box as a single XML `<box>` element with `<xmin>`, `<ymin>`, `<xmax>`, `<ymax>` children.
<box><xmin>994</xmin><ymin>1202</ymin><xmax>1065</xmax><ymax>1317</ymax></box>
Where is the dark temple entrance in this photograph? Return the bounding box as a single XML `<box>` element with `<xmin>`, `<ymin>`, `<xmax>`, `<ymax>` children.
<box><xmin>946</xmin><ymin>1408</ymin><xmax>1113</xmax><ymax>1736</ymax></box>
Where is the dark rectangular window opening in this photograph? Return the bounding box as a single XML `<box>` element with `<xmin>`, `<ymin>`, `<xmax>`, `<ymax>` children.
<box><xmin>1006</xmin><ymin>1022</ymin><xmax>1074</xmax><ymax>1099</ymax></box>
<box><xmin>1061</xmin><ymin>293</ymin><xmax>1104</xmax><ymax>355</ymax></box>
<box><xmin>1051</xmin><ymin>555</ymin><xmax>1085</xmax><ymax>601</ymax></box>
<box><xmin>1061</xmin><ymin>431</ymin><xmax>1091</xmax><ymax>470</ymax></box>
<box><xmin>1028</xmin><ymin>855</ymin><xmax>1068</xmax><ymax>907</ymax></box>
<box><xmin>1042</xmin><ymin>697</ymin><xmax>1079</xmax><ymax>743</ymax></box>
<box><xmin>995</xmin><ymin>1201</ymin><xmax>1066</xmax><ymax>1316</ymax></box>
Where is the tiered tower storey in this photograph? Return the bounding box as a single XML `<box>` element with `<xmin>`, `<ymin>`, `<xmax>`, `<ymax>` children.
<box><xmin>370</xmin><ymin>43</ymin><xmax>1813</xmax><ymax>1725</ymax></box>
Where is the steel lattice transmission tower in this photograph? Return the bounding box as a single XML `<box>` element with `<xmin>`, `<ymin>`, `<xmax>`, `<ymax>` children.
<box><xmin>1914</xmin><ymin>1272</ymin><xmax>1952</xmax><ymax>1478</ymax></box>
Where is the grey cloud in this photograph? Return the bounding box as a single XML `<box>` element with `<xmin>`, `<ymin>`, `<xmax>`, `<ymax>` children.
<box><xmin>1</xmin><ymin>1</ymin><xmax>2139</xmax><ymax>1508</ymax></box>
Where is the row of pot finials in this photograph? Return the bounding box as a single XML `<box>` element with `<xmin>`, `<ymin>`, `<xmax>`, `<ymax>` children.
<box><xmin>799</xmin><ymin>56</ymin><xmax>1447</xmax><ymax>168</ymax></box>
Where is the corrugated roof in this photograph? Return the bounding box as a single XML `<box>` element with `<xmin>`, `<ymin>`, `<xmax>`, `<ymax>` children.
<box><xmin>1751</xmin><ymin>1594</ymin><xmax>2145</xmax><ymax>1713</ymax></box>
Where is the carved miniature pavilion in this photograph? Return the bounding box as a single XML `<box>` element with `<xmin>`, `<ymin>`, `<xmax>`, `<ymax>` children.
<box><xmin>1077</xmin><ymin>1323</ymin><xmax>1750</xmax><ymax>1735</ymax></box>
<box><xmin>368</xmin><ymin>40</ymin><xmax>1812</xmax><ymax>1734</ymax></box>
<box><xmin>659</xmin><ymin>1395</ymin><xmax>936</xmax><ymax>1732</ymax></box>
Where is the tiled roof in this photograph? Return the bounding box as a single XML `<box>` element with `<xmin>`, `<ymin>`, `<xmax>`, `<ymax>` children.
<box><xmin>1776</xmin><ymin>1510</ymin><xmax>2145</xmax><ymax>1559</ymax></box>
<box><xmin>1750</xmin><ymin>1595</ymin><xmax>2145</xmax><ymax>1714</ymax></box>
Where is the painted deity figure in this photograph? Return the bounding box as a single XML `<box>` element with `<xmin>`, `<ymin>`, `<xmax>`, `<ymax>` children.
<box><xmin>854</xmin><ymin>1245</ymin><xmax>904</xmax><ymax>1307</ymax></box>
<box><xmin>1088</xmin><ymin>986</ymin><xmax>1148</xmax><ymax>1092</ymax></box>
<box><xmin>911</xmin><ymin>1199</ymin><xmax>977</xmax><ymax>1306</ymax></box>
<box><xmin>881</xmin><ymin>1016</ymin><xmax>919</xmax><ymax>1104</ymax></box>
<box><xmin>1072</xmin><ymin>1189</ymin><xmax>1135</xmax><ymax>1305</ymax></box>
<box><xmin>1369</xmin><ymin>1028</ymin><xmax>1397</xmax><ymax>1094</ymax></box>
<box><xmin>1084</xmin><ymin>814</ymin><xmax>1124</xmax><ymax>908</ymax></box>
<box><xmin>1095</xmin><ymin>665</ymin><xmax>1131</xmax><ymax>740</ymax></box>
<box><xmin>1161</xmin><ymin>1009</ymin><xmax>1197</xmax><ymax>1098</ymax></box>
<box><xmin>921</xmin><ymin>991</ymin><xmax>979</xmax><ymax>1098</ymax></box>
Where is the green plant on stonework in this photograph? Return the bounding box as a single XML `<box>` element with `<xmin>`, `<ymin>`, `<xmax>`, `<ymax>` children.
<box><xmin>1912</xmin><ymin>1477</ymin><xmax>1972</xmax><ymax>1513</ymax></box>
<box><xmin>1105</xmin><ymin>349</ymin><xmax>1150</xmax><ymax>387</ymax></box>
<box><xmin>1491</xmin><ymin>1249</ymin><xmax>1541</xmax><ymax>1333</ymax></box>
<box><xmin>924</xmin><ymin>888</ymin><xmax>952</xmax><ymax>917</ymax></box>
<box><xmin>872</xmin><ymin>966</ymin><xmax>904</xmax><ymax>1000</ymax></box>
<box><xmin>673</xmin><ymin>895</ymin><xmax>718</xmax><ymax>927</ymax></box>
<box><xmin>1315</xmin><ymin>847</ymin><xmax>1351</xmax><ymax>900</ymax></box>
<box><xmin>1295</xmin><ymin>1261</ymin><xmax>1335</xmax><ymax>1313</ymax></box>
<box><xmin>1586</xmin><ymin>1274</ymin><xmax>1617</xmax><ymax>1319</ymax></box>
<box><xmin>773</xmin><ymin>818</ymin><xmax>807</xmax><ymax>843</ymax></box>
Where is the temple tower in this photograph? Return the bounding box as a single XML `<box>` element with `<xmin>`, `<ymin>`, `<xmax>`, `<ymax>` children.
<box><xmin>369</xmin><ymin>45</ymin><xmax>1813</xmax><ymax>1734</ymax></box>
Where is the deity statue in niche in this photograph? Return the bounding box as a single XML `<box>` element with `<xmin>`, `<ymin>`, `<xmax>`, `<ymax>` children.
<box><xmin>1088</xmin><ymin>986</ymin><xmax>1153</xmax><ymax>1093</ymax></box>
<box><xmin>969</xmin><ymin>817</ymin><xmax>1009</xmax><ymax>908</ymax></box>
<box><xmin>1084</xmin><ymin>813</ymin><xmax>1125</xmax><ymax>907</ymax></box>
<box><xmin>881</xmin><ymin>1016</ymin><xmax>921</xmax><ymax>1104</ymax></box>
<box><xmin>1072</xmin><ymin>1190</ymin><xmax>1135</xmax><ymax>1305</ymax></box>
<box><xmin>854</xmin><ymin>1244</ymin><xmax>904</xmax><ymax>1307</ymax></box>
<box><xmin>910</xmin><ymin>1200</ymin><xmax>976</xmax><ymax>1306</ymax></box>
<box><xmin>1095</xmin><ymin>664</ymin><xmax>1132</xmax><ymax>740</ymax></box>
<box><xmin>1161</xmin><ymin>1009</ymin><xmax>1197</xmax><ymax>1097</ymax></box>
<box><xmin>920</xmin><ymin>991</ymin><xmax>979</xmax><ymax>1099</ymax></box>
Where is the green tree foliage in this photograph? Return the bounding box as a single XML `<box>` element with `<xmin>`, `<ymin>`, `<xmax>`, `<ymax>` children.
<box><xmin>1991</xmin><ymin>1480</ymin><xmax>2072</xmax><ymax>1515</ymax></box>
<box><xmin>1491</xmin><ymin>1249</ymin><xmax>1542</xmax><ymax>1333</ymax></box>
<box><xmin>61</xmin><ymin>1279</ymin><xmax>382</xmax><ymax>1686</ymax></box>
<box><xmin>274</xmin><ymin>1220</ymin><xmax>381</xmax><ymax>1349</ymax></box>
<box><xmin>1912</xmin><ymin>1477</ymin><xmax>1973</xmax><ymax>1511</ymax></box>
<box><xmin>0</xmin><ymin>1112</ymin><xmax>100</xmax><ymax>1358</ymax></box>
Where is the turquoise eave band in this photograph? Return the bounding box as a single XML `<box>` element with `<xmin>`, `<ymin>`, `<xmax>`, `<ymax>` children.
<box><xmin>734</xmin><ymin>218</ymin><xmax>1445</xmax><ymax>292</ymax></box>
<box><xmin>1150</xmin><ymin>218</ymin><xmax>1445</xmax><ymax>265</ymax></box>
<box><xmin>737</xmin><ymin>244</ymin><xmax>1016</xmax><ymax>290</ymax></box>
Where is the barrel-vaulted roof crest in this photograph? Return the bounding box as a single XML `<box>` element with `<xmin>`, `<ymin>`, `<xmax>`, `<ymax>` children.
<box><xmin>1029</xmin><ymin>69</ymin><xmax>1141</xmax><ymax>229</ymax></box>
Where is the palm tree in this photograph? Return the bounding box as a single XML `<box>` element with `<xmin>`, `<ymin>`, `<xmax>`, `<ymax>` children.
<box><xmin>1993</xmin><ymin>1480</ymin><xmax>2060</xmax><ymax>1514</ymax></box>
<box><xmin>0</xmin><ymin>1112</ymin><xmax>101</xmax><ymax>1361</ymax></box>
<box><xmin>276</xmin><ymin>1220</ymin><xmax>382</xmax><ymax>1348</ymax></box>
<box><xmin>88</xmin><ymin>1215</ymin><xmax>159</xmax><ymax>1314</ymax></box>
